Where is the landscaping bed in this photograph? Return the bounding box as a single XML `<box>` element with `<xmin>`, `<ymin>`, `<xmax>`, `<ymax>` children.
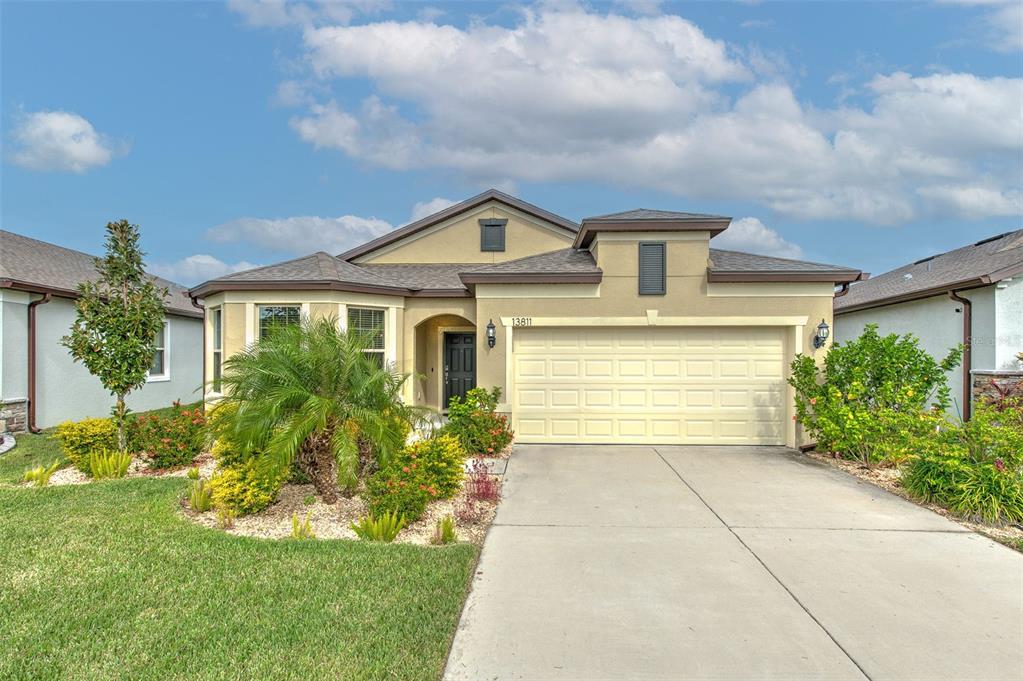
<box><xmin>806</xmin><ymin>450</ymin><xmax>1023</xmax><ymax>549</ymax></box>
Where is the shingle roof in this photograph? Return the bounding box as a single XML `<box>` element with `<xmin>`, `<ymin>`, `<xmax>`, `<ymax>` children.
<box><xmin>359</xmin><ymin>264</ymin><xmax>480</xmax><ymax>291</ymax></box>
<box><xmin>585</xmin><ymin>208</ymin><xmax>729</xmax><ymax>222</ymax></box>
<box><xmin>709</xmin><ymin>249</ymin><xmax>859</xmax><ymax>273</ymax></box>
<box><xmin>835</xmin><ymin>229</ymin><xmax>1023</xmax><ymax>313</ymax></box>
<box><xmin>0</xmin><ymin>230</ymin><xmax>199</xmax><ymax>317</ymax></box>
<box><xmin>215</xmin><ymin>252</ymin><xmax>399</xmax><ymax>289</ymax></box>
<box><xmin>461</xmin><ymin>248</ymin><xmax>601</xmax><ymax>276</ymax></box>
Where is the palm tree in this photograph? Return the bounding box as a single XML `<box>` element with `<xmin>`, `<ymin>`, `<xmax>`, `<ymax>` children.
<box><xmin>211</xmin><ymin>316</ymin><xmax>425</xmax><ymax>503</ymax></box>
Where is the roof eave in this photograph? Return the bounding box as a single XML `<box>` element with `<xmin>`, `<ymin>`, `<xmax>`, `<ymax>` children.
<box><xmin>707</xmin><ymin>270</ymin><xmax>865</xmax><ymax>284</ymax></box>
<box><xmin>2</xmin><ymin>278</ymin><xmax>203</xmax><ymax>318</ymax></box>
<box><xmin>574</xmin><ymin>219</ymin><xmax>731</xmax><ymax>248</ymax></box>
<box><xmin>834</xmin><ymin>276</ymin><xmax>995</xmax><ymax>314</ymax></box>
<box><xmin>189</xmin><ymin>279</ymin><xmax>410</xmax><ymax>298</ymax></box>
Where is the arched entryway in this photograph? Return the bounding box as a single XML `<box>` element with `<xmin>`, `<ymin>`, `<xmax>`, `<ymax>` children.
<box><xmin>412</xmin><ymin>314</ymin><xmax>476</xmax><ymax>411</ymax></box>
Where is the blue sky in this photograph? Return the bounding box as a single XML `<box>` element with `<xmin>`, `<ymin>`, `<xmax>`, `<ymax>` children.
<box><xmin>2</xmin><ymin>0</ymin><xmax>1020</xmax><ymax>285</ymax></box>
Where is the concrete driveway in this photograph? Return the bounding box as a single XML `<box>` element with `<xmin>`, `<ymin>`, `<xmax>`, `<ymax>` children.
<box><xmin>444</xmin><ymin>445</ymin><xmax>1023</xmax><ymax>681</ymax></box>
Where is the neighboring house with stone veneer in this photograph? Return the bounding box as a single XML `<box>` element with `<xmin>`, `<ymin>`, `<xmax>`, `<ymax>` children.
<box><xmin>835</xmin><ymin>229</ymin><xmax>1023</xmax><ymax>419</ymax></box>
<box><xmin>0</xmin><ymin>230</ymin><xmax>204</xmax><ymax>432</ymax></box>
<box><xmin>190</xmin><ymin>189</ymin><xmax>863</xmax><ymax>448</ymax></box>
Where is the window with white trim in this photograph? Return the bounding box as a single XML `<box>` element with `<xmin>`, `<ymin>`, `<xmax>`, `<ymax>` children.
<box><xmin>212</xmin><ymin>307</ymin><xmax>223</xmax><ymax>393</ymax></box>
<box><xmin>347</xmin><ymin>307</ymin><xmax>385</xmax><ymax>366</ymax></box>
<box><xmin>149</xmin><ymin>321</ymin><xmax>168</xmax><ymax>379</ymax></box>
<box><xmin>258</xmin><ymin>304</ymin><xmax>300</xmax><ymax>340</ymax></box>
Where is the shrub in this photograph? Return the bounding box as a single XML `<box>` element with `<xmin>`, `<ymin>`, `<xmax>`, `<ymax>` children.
<box><xmin>431</xmin><ymin>515</ymin><xmax>457</xmax><ymax>545</ymax></box>
<box><xmin>789</xmin><ymin>324</ymin><xmax>961</xmax><ymax>463</ymax></box>
<box><xmin>53</xmin><ymin>418</ymin><xmax>117</xmax><ymax>472</ymax></box>
<box><xmin>292</xmin><ymin>512</ymin><xmax>316</xmax><ymax>539</ymax></box>
<box><xmin>365</xmin><ymin>468</ymin><xmax>431</xmax><ymax>522</ymax></box>
<box><xmin>465</xmin><ymin>459</ymin><xmax>501</xmax><ymax>503</ymax></box>
<box><xmin>446</xmin><ymin>387</ymin><xmax>513</xmax><ymax>456</ymax></box>
<box><xmin>389</xmin><ymin>434</ymin><xmax>466</xmax><ymax>499</ymax></box>
<box><xmin>189</xmin><ymin>479</ymin><xmax>212</xmax><ymax>512</ymax></box>
<box><xmin>208</xmin><ymin>461</ymin><xmax>281</xmax><ymax>515</ymax></box>
<box><xmin>89</xmin><ymin>449</ymin><xmax>132</xmax><ymax>479</ymax></box>
<box><xmin>351</xmin><ymin>511</ymin><xmax>406</xmax><ymax>542</ymax></box>
<box><xmin>901</xmin><ymin>402</ymin><xmax>1023</xmax><ymax>525</ymax></box>
<box><xmin>23</xmin><ymin>461</ymin><xmax>61</xmax><ymax>487</ymax></box>
<box><xmin>128</xmin><ymin>407</ymin><xmax>206</xmax><ymax>469</ymax></box>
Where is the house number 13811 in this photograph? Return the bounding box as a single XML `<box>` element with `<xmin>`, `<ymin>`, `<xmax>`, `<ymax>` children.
<box><xmin>512</xmin><ymin>317</ymin><xmax>533</xmax><ymax>327</ymax></box>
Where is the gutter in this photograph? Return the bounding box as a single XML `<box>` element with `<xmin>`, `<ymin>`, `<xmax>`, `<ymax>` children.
<box><xmin>190</xmin><ymin>295</ymin><xmax>206</xmax><ymax>403</ymax></box>
<box><xmin>27</xmin><ymin>292</ymin><xmax>52</xmax><ymax>433</ymax></box>
<box><xmin>833</xmin><ymin>282</ymin><xmax>851</xmax><ymax>298</ymax></box>
<box><xmin>948</xmin><ymin>290</ymin><xmax>972</xmax><ymax>421</ymax></box>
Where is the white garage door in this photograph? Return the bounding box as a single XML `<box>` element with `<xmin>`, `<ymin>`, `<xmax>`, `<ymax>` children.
<box><xmin>512</xmin><ymin>326</ymin><xmax>787</xmax><ymax>444</ymax></box>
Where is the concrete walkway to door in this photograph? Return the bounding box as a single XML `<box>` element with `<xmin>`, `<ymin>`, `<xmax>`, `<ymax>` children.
<box><xmin>444</xmin><ymin>445</ymin><xmax>1023</xmax><ymax>681</ymax></box>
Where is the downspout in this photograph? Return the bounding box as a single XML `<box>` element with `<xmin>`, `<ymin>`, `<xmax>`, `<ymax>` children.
<box><xmin>190</xmin><ymin>295</ymin><xmax>205</xmax><ymax>404</ymax></box>
<box><xmin>27</xmin><ymin>292</ymin><xmax>52</xmax><ymax>433</ymax></box>
<box><xmin>948</xmin><ymin>290</ymin><xmax>972</xmax><ymax>421</ymax></box>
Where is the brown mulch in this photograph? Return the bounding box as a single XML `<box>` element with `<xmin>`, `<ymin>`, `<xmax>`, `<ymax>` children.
<box><xmin>805</xmin><ymin>450</ymin><xmax>1023</xmax><ymax>546</ymax></box>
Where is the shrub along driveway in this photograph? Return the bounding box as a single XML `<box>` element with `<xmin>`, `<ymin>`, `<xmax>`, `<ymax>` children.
<box><xmin>445</xmin><ymin>445</ymin><xmax>1023</xmax><ymax>681</ymax></box>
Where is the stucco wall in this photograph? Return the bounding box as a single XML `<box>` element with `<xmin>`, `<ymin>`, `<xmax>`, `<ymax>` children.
<box><xmin>355</xmin><ymin>201</ymin><xmax>574</xmax><ymax>264</ymax></box>
<box><xmin>28</xmin><ymin>297</ymin><xmax>203</xmax><ymax>428</ymax></box>
<box><xmin>995</xmin><ymin>277</ymin><xmax>1023</xmax><ymax>369</ymax></box>
<box><xmin>834</xmin><ymin>288</ymin><xmax>987</xmax><ymax>417</ymax></box>
<box><xmin>0</xmin><ymin>291</ymin><xmax>31</xmax><ymax>402</ymax></box>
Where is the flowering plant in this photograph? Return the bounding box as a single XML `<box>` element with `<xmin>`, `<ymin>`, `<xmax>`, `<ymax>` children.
<box><xmin>128</xmin><ymin>405</ymin><xmax>206</xmax><ymax>469</ymax></box>
<box><xmin>446</xmin><ymin>387</ymin><xmax>514</xmax><ymax>456</ymax></box>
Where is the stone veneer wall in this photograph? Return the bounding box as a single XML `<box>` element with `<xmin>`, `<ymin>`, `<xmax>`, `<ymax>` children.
<box><xmin>1</xmin><ymin>398</ymin><xmax>28</xmax><ymax>433</ymax></box>
<box><xmin>972</xmin><ymin>370</ymin><xmax>1023</xmax><ymax>404</ymax></box>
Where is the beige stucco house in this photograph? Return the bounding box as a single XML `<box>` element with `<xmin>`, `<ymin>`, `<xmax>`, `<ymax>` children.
<box><xmin>189</xmin><ymin>190</ymin><xmax>863</xmax><ymax>448</ymax></box>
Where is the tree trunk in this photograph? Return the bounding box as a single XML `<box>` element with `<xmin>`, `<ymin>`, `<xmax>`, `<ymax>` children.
<box><xmin>298</xmin><ymin>429</ymin><xmax>339</xmax><ymax>504</ymax></box>
<box><xmin>115</xmin><ymin>394</ymin><xmax>127</xmax><ymax>453</ymax></box>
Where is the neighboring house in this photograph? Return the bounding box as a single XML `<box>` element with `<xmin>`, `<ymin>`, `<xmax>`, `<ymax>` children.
<box><xmin>0</xmin><ymin>230</ymin><xmax>204</xmax><ymax>432</ymax></box>
<box><xmin>190</xmin><ymin>189</ymin><xmax>862</xmax><ymax>448</ymax></box>
<box><xmin>834</xmin><ymin>229</ymin><xmax>1023</xmax><ymax>419</ymax></box>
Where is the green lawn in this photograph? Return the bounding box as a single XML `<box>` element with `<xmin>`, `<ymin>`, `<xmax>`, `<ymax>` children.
<box><xmin>0</xmin><ymin>478</ymin><xmax>478</xmax><ymax>680</ymax></box>
<box><xmin>0</xmin><ymin>431</ymin><xmax>65</xmax><ymax>484</ymax></box>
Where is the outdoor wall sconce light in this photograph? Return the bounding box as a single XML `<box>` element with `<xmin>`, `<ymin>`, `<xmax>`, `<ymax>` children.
<box><xmin>813</xmin><ymin>319</ymin><xmax>830</xmax><ymax>349</ymax></box>
<box><xmin>486</xmin><ymin>319</ymin><xmax>497</xmax><ymax>348</ymax></box>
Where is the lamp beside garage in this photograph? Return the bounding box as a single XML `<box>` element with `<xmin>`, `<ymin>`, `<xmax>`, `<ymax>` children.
<box><xmin>486</xmin><ymin>319</ymin><xmax>497</xmax><ymax>348</ymax></box>
<box><xmin>813</xmin><ymin>319</ymin><xmax>830</xmax><ymax>349</ymax></box>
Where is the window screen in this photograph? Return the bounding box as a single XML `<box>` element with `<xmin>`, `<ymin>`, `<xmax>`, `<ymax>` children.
<box><xmin>638</xmin><ymin>242</ymin><xmax>666</xmax><ymax>295</ymax></box>
<box><xmin>150</xmin><ymin>322</ymin><xmax>167</xmax><ymax>376</ymax></box>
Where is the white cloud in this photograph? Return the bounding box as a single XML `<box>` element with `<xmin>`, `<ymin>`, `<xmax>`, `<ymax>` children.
<box><xmin>149</xmin><ymin>254</ymin><xmax>260</xmax><ymax>285</ymax></box>
<box><xmin>206</xmin><ymin>214</ymin><xmax>393</xmax><ymax>255</ymax></box>
<box><xmin>941</xmin><ymin>0</ymin><xmax>1022</xmax><ymax>53</ymax></box>
<box><xmin>711</xmin><ymin>217</ymin><xmax>804</xmax><ymax>259</ymax></box>
<box><xmin>9</xmin><ymin>110</ymin><xmax>123</xmax><ymax>173</ymax></box>
<box><xmin>408</xmin><ymin>197</ymin><xmax>457</xmax><ymax>223</ymax></box>
<box><xmin>274</xmin><ymin>5</ymin><xmax>1021</xmax><ymax>224</ymax></box>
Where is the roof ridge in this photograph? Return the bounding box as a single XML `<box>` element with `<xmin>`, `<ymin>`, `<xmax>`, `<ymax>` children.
<box><xmin>217</xmin><ymin>252</ymin><xmax>322</xmax><ymax>280</ymax></box>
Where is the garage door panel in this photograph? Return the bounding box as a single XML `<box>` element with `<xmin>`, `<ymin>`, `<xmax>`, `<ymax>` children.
<box><xmin>513</xmin><ymin>326</ymin><xmax>787</xmax><ymax>445</ymax></box>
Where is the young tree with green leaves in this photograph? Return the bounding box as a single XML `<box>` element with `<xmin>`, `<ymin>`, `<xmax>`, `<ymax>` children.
<box><xmin>62</xmin><ymin>220</ymin><xmax>168</xmax><ymax>452</ymax></box>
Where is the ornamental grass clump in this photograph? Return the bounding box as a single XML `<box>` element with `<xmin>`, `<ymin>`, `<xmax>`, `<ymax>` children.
<box><xmin>88</xmin><ymin>449</ymin><xmax>132</xmax><ymax>479</ymax></box>
<box><xmin>351</xmin><ymin>511</ymin><xmax>406</xmax><ymax>542</ymax></box>
<box><xmin>901</xmin><ymin>402</ymin><xmax>1023</xmax><ymax>525</ymax></box>
<box><xmin>23</xmin><ymin>461</ymin><xmax>61</xmax><ymax>487</ymax></box>
<box><xmin>292</xmin><ymin>512</ymin><xmax>316</xmax><ymax>540</ymax></box>
<box><xmin>431</xmin><ymin>515</ymin><xmax>457</xmax><ymax>545</ymax></box>
<box><xmin>188</xmin><ymin>478</ymin><xmax>212</xmax><ymax>512</ymax></box>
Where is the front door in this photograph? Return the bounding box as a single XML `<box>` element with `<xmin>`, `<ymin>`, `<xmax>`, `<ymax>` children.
<box><xmin>444</xmin><ymin>332</ymin><xmax>476</xmax><ymax>407</ymax></box>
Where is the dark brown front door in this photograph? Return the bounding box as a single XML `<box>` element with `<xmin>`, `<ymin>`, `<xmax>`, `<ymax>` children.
<box><xmin>444</xmin><ymin>332</ymin><xmax>476</xmax><ymax>407</ymax></box>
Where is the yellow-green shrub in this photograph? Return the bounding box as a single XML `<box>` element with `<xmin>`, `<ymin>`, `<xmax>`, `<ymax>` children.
<box><xmin>392</xmin><ymin>433</ymin><xmax>466</xmax><ymax>499</ymax></box>
<box><xmin>53</xmin><ymin>418</ymin><xmax>117</xmax><ymax>472</ymax></box>
<box><xmin>208</xmin><ymin>461</ymin><xmax>282</xmax><ymax>515</ymax></box>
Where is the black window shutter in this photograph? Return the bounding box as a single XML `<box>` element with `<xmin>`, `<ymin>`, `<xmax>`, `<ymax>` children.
<box><xmin>638</xmin><ymin>242</ymin><xmax>666</xmax><ymax>295</ymax></box>
<box><xmin>479</xmin><ymin>219</ymin><xmax>506</xmax><ymax>252</ymax></box>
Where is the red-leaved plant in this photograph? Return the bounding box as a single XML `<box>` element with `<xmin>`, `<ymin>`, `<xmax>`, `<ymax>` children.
<box><xmin>466</xmin><ymin>459</ymin><xmax>501</xmax><ymax>503</ymax></box>
<box><xmin>454</xmin><ymin>495</ymin><xmax>484</xmax><ymax>524</ymax></box>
